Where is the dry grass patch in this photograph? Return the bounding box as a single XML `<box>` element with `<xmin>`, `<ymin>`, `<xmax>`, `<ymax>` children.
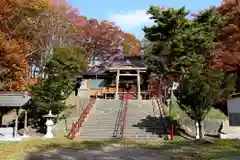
<box><xmin>0</xmin><ymin>137</ymin><xmax>239</xmax><ymax>160</ymax></box>
<box><xmin>158</xmin><ymin>139</ymin><xmax>240</xmax><ymax>160</ymax></box>
<box><xmin>0</xmin><ymin>138</ymin><xmax>120</xmax><ymax>159</ymax></box>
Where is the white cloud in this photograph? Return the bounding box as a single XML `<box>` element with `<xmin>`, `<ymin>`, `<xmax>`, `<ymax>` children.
<box><xmin>107</xmin><ymin>9</ymin><xmax>152</xmax><ymax>29</ymax></box>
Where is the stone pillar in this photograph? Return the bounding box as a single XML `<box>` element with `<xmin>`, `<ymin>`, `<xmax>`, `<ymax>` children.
<box><xmin>14</xmin><ymin>108</ymin><xmax>19</xmax><ymax>138</ymax></box>
<box><xmin>23</xmin><ymin>110</ymin><xmax>29</xmax><ymax>137</ymax></box>
<box><xmin>115</xmin><ymin>69</ymin><xmax>120</xmax><ymax>99</ymax></box>
<box><xmin>137</xmin><ymin>69</ymin><xmax>142</xmax><ymax>100</ymax></box>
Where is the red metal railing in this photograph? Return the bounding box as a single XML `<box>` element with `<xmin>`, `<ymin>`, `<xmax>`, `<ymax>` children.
<box><xmin>120</xmin><ymin>93</ymin><xmax>130</xmax><ymax>139</ymax></box>
<box><xmin>68</xmin><ymin>98</ymin><xmax>96</xmax><ymax>139</ymax></box>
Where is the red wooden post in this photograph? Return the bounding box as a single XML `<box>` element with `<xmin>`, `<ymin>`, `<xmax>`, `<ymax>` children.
<box><xmin>72</xmin><ymin>123</ymin><xmax>75</xmax><ymax>139</ymax></box>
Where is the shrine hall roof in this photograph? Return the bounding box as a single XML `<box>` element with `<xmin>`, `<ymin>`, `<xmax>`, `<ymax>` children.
<box><xmin>109</xmin><ymin>56</ymin><xmax>146</xmax><ymax>68</ymax></box>
<box><xmin>82</xmin><ymin>56</ymin><xmax>146</xmax><ymax>76</ymax></box>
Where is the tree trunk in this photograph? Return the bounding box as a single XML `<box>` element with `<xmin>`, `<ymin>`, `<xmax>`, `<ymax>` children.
<box><xmin>195</xmin><ymin>120</ymin><xmax>204</xmax><ymax>140</ymax></box>
<box><xmin>198</xmin><ymin>120</ymin><xmax>203</xmax><ymax>139</ymax></box>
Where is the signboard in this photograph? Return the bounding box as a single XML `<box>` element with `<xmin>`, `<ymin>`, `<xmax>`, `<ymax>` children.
<box><xmin>80</xmin><ymin>80</ymin><xmax>88</xmax><ymax>90</ymax></box>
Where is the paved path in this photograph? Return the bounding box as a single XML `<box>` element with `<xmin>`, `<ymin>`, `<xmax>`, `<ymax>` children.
<box><xmin>25</xmin><ymin>144</ymin><xmax>170</xmax><ymax>160</ymax></box>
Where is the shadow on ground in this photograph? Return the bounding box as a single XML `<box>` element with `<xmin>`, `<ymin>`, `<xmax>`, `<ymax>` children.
<box><xmin>26</xmin><ymin>147</ymin><xmax>170</xmax><ymax>160</ymax></box>
<box><xmin>132</xmin><ymin>115</ymin><xmax>194</xmax><ymax>140</ymax></box>
<box><xmin>22</xmin><ymin>139</ymin><xmax>240</xmax><ymax>160</ymax></box>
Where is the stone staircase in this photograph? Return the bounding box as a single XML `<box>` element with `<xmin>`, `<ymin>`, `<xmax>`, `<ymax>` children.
<box><xmin>53</xmin><ymin>92</ymin><xmax>89</xmax><ymax>136</ymax></box>
<box><xmin>124</xmin><ymin>100</ymin><xmax>167</xmax><ymax>140</ymax></box>
<box><xmin>78</xmin><ymin>99</ymin><xmax>167</xmax><ymax>140</ymax></box>
<box><xmin>78</xmin><ymin>99</ymin><xmax>122</xmax><ymax>140</ymax></box>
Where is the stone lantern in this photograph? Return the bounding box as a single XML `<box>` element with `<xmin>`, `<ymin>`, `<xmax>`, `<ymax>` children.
<box><xmin>43</xmin><ymin>111</ymin><xmax>57</xmax><ymax>139</ymax></box>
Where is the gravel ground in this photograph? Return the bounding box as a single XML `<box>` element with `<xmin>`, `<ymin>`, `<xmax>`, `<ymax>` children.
<box><xmin>25</xmin><ymin>144</ymin><xmax>170</xmax><ymax>160</ymax></box>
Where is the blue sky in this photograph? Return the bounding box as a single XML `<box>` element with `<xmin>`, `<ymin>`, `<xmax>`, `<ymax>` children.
<box><xmin>69</xmin><ymin>0</ymin><xmax>222</xmax><ymax>39</ymax></box>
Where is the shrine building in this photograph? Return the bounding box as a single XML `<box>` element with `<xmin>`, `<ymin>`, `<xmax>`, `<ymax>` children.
<box><xmin>78</xmin><ymin>56</ymin><xmax>152</xmax><ymax>99</ymax></box>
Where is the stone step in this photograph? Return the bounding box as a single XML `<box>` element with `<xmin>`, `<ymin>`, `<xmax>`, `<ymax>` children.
<box><xmin>81</xmin><ymin>124</ymin><xmax>115</xmax><ymax>127</ymax></box>
<box><xmin>79</xmin><ymin>133</ymin><xmax>114</xmax><ymax>136</ymax></box>
<box><xmin>123</xmin><ymin>133</ymin><xmax>161</xmax><ymax>137</ymax></box>
<box><xmin>85</xmin><ymin>119</ymin><xmax>119</xmax><ymax>123</ymax></box>
<box><xmin>79</xmin><ymin>134</ymin><xmax>160</xmax><ymax>138</ymax></box>
<box><xmin>80</xmin><ymin>130</ymin><xmax>114</xmax><ymax>133</ymax></box>
<box><xmin>124</xmin><ymin>129</ymin><xmax>163</xmax><ymax>133</ymax></box>
<box><xmin>82</xmin><ymin>124</ymin><xmax>115</xmax><ymax>127</ymax></box>
<box><xmin>81</xmin><ymin>127</ymin><xmax>115</xmax><ymax>129</ymax></box>
<box><xmin>81</xmin><ymin>126</ymin><xmax>116</xmax><ymax>129</ymax></box>
<box><xmin>78</xmin><ymin>136</ymin><xmax>114</xmax><ymax>139</ymax></box>
<box><xmin>82</xmin><ymin>123</ymin><xmax>115</xmax><ymax>125</ymax></box>
<box><xmin>79</xmin><ymin>134</ymin><xmax>115</xmax><ymax>137</ymax></box>
<box><xmin>78</xmin><ymin>100</ymin><xmax>122</xmax><ymax>139</ymax></box>
<box><xmin>124</xmin><ymin>128</ymin><xmax>166</xmax><ymax>132</ymax></box>
<box><xmin>77</xmin><ymin>99</ymin><xmax>166</xmax><ymax>140</ymax></box>
<box><xmin>85</xmin><ymin>115</ymin><xmax>120</xmax><ymax>118</ymax></box>
<box><xmin>78</xmin><ymin>136</ymin><xmax>115</xmax><ymax>139</ymax></box>
<box><xmin>123</xmin><ymin>135</ymin><xmax>161</xmax><ymax>138</ymax></box>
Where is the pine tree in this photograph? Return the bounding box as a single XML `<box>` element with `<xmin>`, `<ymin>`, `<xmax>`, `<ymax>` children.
<box><xmin>144</xmin><ymin>6</ymin><xmax>235</xmax><ymax>139</ymax></box>
<box><xmin>30</xmin><ymin>46</ymin><xmax>87</xmax><ymax>115</ymax></box>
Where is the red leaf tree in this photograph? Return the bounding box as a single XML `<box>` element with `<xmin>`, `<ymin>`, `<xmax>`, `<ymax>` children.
<box><xmin>74</xmin><ymin>18</ymin><xmax>141</xmax><ymax>63</ymax></box>
<box><xmin>212</xmin><ymin>0</ymin><xmax>240</xmax><ymax>91</ymax></box>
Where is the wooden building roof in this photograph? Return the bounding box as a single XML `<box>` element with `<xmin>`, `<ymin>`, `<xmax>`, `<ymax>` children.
<box><xmin>83</xmin><ymin>56</ymin><xmax>146</xmax><ymax>76</ymax></box>
<box><xmin>109</xmin><ymin>56</ymin><xmax>146</xmax><ymax>68</ymax></box>
<box><xmin>0</xmin><ymin>92</ymin><xmax>31</xmax><ymax>107</ymax></box>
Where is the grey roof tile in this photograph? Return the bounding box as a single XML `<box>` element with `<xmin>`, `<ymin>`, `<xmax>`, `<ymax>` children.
<box><xmin>0</xmin><ymin>92</ymin><xmax>31</xmax><ymax>107</ymax></box>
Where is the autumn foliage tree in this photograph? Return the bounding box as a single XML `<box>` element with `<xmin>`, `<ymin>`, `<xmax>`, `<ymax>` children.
<box><xmin>122</xmin><ymin>33</ymin><xmax>141</xmax><ymax>56</ymax></box>
<box><xmin>23</xmin><ymin>0</ymin><xmax>86</xmax><ymax>78</ymax></box>
<box><xmin>74</xmin><ymin>19</ymin><xmax>141</xmax><ymax>64</ymax></box>
<box><xmin>75</xmin><ymin>20</ymin><xmax>123</xmax><ymax>60</ymax></box>
<box><xmin>0</xmin><ymin>0</ymin><xmax>141</xmax><ymax>92</ymax></box>
<box><xmin>211</xmin><ymin>0</ymin><xmax>240</xmax><ymax>91</ymax></box>
<box><xmin>0</xmin><ymin>0</ymin><xmax>47</xmax><ymax>91</ymax></box>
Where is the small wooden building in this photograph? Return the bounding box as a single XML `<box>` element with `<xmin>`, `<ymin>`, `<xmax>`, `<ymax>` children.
<box><xmin>0</xmin><ymin>92</ymin><xmax>31</xmax><ymax>138</ymax></box>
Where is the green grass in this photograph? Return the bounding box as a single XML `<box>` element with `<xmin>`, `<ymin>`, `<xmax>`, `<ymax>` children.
<box><xmin>206</xmin><ymin>108</ymin><xmax>227</xmax><ymax>120</ymax></box>
<box><xmin>0</xmin><ymin>137</ymin><xmax>239</xmax><ymax>160</ymax></box>
<box><xmin>167</xmin><ymin>95</ymin><xmax>227</xmax><ymax>120</ymax></box>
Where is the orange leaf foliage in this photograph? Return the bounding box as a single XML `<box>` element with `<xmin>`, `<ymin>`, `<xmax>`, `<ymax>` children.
<box><xmin>0</xmin><ymin>0</ymin><xmax>141</xmax><ymax>91</ymax></box>
<box><xmin>75</xmin><ymin>19</ymin><xmax>141</xmax><ymax>60</ymax></box>
<box><xmin>75</xmin><ymin>20</ymin><xmax>124</xmax><ymax>58</ymax></box>
<box><xmin>0</xmin><ymin>0</ymin><xmax>47</xmax><ymax>91</ymax></box>
<box><xmin>0</xmin><ymin>35</ymin><xmax>29</xmax><ymax>91</ymax></box>
<box><xmin>122</xmin><ymin>33</ymin><xmax>141</xmax><ymax>56</ymax></box>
